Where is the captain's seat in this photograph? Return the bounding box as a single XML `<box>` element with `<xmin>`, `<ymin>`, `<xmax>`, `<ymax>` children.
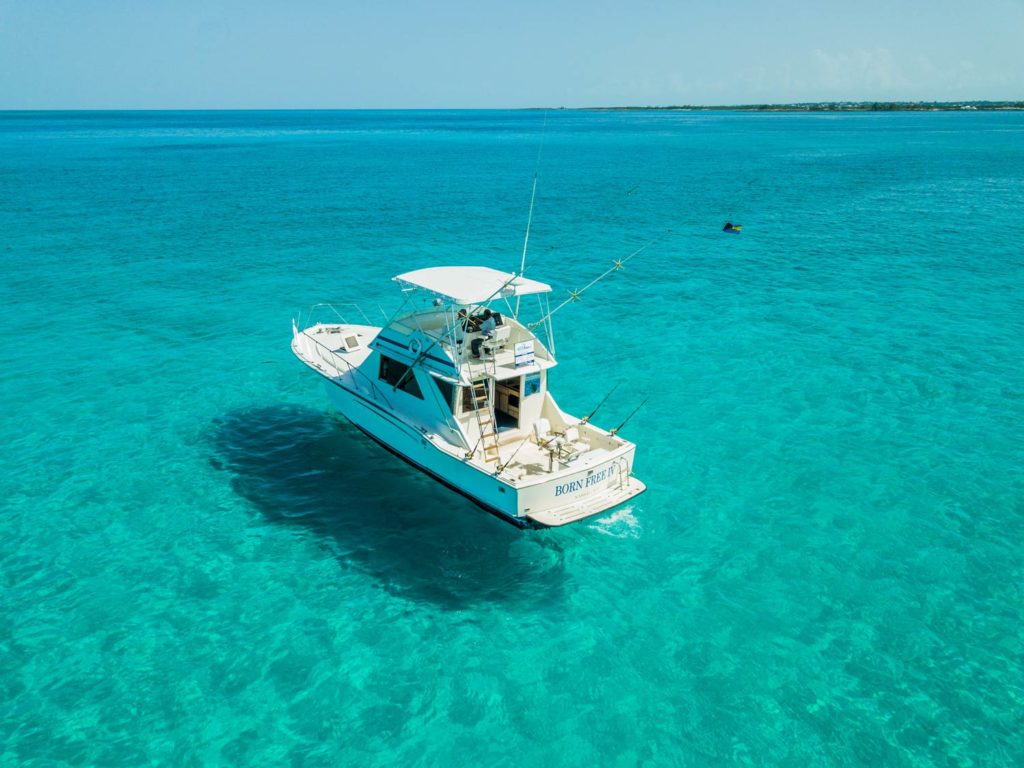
<box><xmin>481</xmin><ymin>325</ymin><xmax>512</xmax><ymax>356</ymax></box>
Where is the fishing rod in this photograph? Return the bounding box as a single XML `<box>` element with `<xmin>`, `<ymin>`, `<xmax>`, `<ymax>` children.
<box><xmin>496</xmin><ymin>434</ymin><xmax>531</xmax><ymax>475</ymax></box>
<box><xmin>581</xmin><ymin>383</ymin><xmax>619</xmax><ymax>424</ymax></box>
<box><xmin>527</xmin><ymin>229</ymin><xmax>672</xmax><ymax>331</ymax></box>
<box><xmin>610</xmin><ymin>398</ymin><xmax>648</xmax><ymax>436</ymax></box>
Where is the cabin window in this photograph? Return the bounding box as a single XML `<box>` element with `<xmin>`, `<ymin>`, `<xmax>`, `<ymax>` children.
<box><xmin>379</xmin><ymin>355</ymin><xmax>423</xmax><ymax>399</ymax></box>
<box><xmin>524</xmin><ymin>372</ymin><xmax>541</xmax><ymax>397</ymax></box>
<box><xmin>433</xmin><ymin>378</ymin><xmax>455</xmax><ymax>412</ymax></box>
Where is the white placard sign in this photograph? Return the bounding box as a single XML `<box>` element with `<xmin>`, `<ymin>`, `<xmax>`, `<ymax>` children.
<box><xmin>514</xmin><ymin>340</ymin><xmax>535</xmax><ymax>367</ymax></box>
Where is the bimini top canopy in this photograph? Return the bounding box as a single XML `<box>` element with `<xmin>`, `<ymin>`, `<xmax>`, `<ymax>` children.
<box><xmin>393</xmin><ymin>266</ymin><xmax>551</xmax><ymax>306</ymax></box>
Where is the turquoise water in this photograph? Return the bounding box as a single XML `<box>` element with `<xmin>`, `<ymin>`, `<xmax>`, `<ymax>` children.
<box><xmin>2</xmin><ymin>110</ymin><xmax>1022</xmax><ymax>766</ymax></box>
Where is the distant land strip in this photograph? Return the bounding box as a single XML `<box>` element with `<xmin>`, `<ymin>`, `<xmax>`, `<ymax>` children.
<box><xmin>570</xmin><ymin>101</ymin><xmax>1024</xmax><ymax>112</ymax></box>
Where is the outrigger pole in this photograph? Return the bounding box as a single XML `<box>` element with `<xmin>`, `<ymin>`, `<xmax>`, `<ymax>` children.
<box><xmin>527</xmin><ymin>229</ymin><xmax>672</xmax><ymax>331</ymax></box>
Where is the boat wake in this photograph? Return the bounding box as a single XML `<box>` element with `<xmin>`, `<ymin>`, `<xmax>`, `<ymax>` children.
<box><xmin>589</xmin><ymin>506</ymin><xmax>641</xmax><ymax>538</ymax></box>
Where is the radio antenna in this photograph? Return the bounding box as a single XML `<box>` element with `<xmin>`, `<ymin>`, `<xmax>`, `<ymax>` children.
<box><xmin>514</xmin><ymin>111</ymin><xmax>547</xmax><ymax>319</ymax></box>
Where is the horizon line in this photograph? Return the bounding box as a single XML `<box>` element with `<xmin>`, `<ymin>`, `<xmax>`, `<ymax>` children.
<box><xmin>2</xmin><ymin>100</ymin><xmax>1023</xmax><ymax>113</ymax></box>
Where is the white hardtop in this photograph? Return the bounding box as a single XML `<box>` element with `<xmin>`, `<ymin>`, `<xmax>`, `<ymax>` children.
<box><xmin>393</xmin><ymin>266</ymin><xmax>551</xmax><ymax>305</ymax></box>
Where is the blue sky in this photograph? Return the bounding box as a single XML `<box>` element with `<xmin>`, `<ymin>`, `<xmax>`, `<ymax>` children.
<box><xmin>1</xmin><ymin>0</ymin><xmax>1022</xmax><ymax>108</ymax></box>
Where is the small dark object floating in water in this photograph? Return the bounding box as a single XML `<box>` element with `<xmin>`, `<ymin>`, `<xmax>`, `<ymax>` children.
<box><xmin>722</xmin><ymin>222</ymin><xmax>742</xmax><ymax>233</ymax></box>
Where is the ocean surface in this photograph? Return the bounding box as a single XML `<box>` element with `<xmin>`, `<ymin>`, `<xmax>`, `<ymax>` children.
<box><xmin>2</xmin><ymin>110</ymin><xmax>1022</xmax><ymax>766</ymax></box>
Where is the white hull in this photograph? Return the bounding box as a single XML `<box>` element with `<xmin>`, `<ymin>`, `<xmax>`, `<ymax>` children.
<box><xmin>320</xmin><ymin>376</ymin><xmax>645</xmax><ymax>528</ymax></box>
<box><xmin>291</xmin><ymin>268</ymin><xmax>647</xmax><ymax>529</ymax></box>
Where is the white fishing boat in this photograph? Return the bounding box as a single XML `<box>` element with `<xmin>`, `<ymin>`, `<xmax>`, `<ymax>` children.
<box><xmin>291</xmin><ymin>265</ymin><xmax>646</xmax><ymax>527</ymax></box>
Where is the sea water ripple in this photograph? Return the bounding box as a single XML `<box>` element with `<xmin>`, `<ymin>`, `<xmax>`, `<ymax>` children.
<box><xmin>1</xmin><ymin>110</ymin><xmax>1022</xmax><ymax>766</ymax></box>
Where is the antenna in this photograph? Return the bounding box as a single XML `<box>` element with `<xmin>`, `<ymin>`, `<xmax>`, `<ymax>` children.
<box><xmin>515</xmin><ymin>172</ymin><xmax>538</xmax><ymax>318</ymax></box>
<box><xmin>514</xmin><ymin>111</ymin><xmax>548</xmax><ymax>319</ymax></box>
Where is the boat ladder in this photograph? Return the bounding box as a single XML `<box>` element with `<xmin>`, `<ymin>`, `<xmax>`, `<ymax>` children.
<box><xmin>470</xmin><ymin>380</ymin><xmax>500</xmax><ymax>463</ymax></box>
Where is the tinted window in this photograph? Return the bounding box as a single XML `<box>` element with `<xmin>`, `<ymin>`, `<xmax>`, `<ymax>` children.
<box><xmin>379</xmin><ymin>355</ymin><xmax>423</xmax><ymax>399</ymax></box>
<box><xmin>434</xmin><ymin>378</ymin><xmax>455</xmax><ymax>411</ymax></box>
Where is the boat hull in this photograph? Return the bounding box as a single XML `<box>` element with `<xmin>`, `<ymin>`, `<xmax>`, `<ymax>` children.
<box><xmin>321</xmin><ymin>378</ymin><xmax>645</xmax><ymax>528</ymax></box>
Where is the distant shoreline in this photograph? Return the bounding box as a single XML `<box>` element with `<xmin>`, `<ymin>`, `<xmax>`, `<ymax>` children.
<box><xmin>572</xmin><ymin>101</ymin><xmax>1024</xmax><ymax>112</ymax></box>
<box><xmin>1</xmin><ymin>103</ymin><xmax>1022</xmax><ymax>113</ymax></box>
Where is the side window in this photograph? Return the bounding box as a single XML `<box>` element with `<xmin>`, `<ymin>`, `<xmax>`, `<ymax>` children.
<box><xmin>434</xmin><ymin>378</ymin><xmax>455</xmax><ymax>412</ymax></box>
<box><xmin>379</xmin><ymin>355</ymin><xmax>423</xmax><ymax>399</ymax></box>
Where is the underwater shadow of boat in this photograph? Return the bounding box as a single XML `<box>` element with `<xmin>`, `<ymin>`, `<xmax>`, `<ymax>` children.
<box><xmin>209</xmin><ymin>404</ymin><xmax>568</xmax><ymax>610</ymax></box>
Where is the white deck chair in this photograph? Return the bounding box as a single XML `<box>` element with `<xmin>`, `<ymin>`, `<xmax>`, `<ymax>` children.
<box><xmin>481</xmin><ymin>325</ymin><xmax>511</xmax><ymax>356</ymax></box>
<box><xmin>561</xmin><ymin>426</ymin><xmax>590</xmax><ymax>455</ymax></box>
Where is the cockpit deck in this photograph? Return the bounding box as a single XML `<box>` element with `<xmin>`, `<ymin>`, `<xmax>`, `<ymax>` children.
<box><xmin>490</xmin><ymin>435</ymin><xmax>614</xmax><ymax>481</ymax></box>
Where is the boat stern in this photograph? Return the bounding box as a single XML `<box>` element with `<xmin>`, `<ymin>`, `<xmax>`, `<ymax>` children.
<box><xmin>516</xmin><ymin>446</ymin><xmax>646</xmax><ymax>527</ymax></box>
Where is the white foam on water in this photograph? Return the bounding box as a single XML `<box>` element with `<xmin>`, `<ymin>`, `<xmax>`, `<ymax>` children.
<box><xmin>589</xmin><ymin>506</ymin><xmax>641</xmax><ymax>538</ymax></box>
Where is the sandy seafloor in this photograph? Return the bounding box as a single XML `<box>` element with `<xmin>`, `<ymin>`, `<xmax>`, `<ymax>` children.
<box><xmin>1</xmin><ymin>110</ymin><xmax>1022</xmax><ymax>766</ymax></box>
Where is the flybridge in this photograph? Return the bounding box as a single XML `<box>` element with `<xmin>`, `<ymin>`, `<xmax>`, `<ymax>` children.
<box><xmin>393</xmin><ymin>266</ymin><xmax>552</xmax><ymax>306</ymax></box>
<box><xmin>375</xmin><ymin>264</ymin><xmax>560</xmax><ymax>381</ymax></box>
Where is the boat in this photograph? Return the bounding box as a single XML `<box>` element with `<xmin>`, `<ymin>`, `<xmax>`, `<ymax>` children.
<box><xmin>291</xmin><ymin>265</ymin><xmax>647</xmax><ymax>528</ymax></box>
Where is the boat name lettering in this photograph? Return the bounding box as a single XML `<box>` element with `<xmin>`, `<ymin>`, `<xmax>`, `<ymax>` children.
<box><xmin>554</xmin><ymin>466</ymin><xmax>611</xmax><ymax>497</ymax></box>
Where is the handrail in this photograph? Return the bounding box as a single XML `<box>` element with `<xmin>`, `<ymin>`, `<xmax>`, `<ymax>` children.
<box><xmin>301</xmin><ymin>302</ymin><xmax>375</xmax><ymax>329</ymax></box>
<box><xmin>299</xmin><ymin>330</ymin><xmax>393</xmax><ymax>409</ymax></box>
<box><xmin>616</xmin><ymin>456</ymin><xmax>630</xmax><ymax>489</ymax></box>
<box><xmin>300</xmin><ymin>303</ymin><xmax>347</xmax><ymax>329</ymax></box>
